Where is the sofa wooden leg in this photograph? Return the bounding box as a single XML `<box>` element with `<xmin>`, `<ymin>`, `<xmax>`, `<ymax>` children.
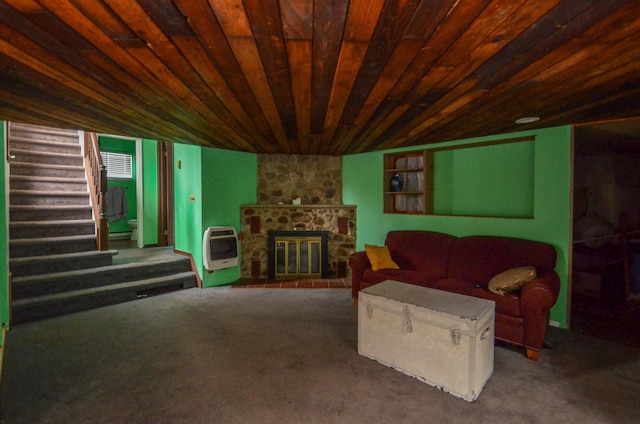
<box><xmin>353</xmin><ymin>298</ymin><xmax>358</xmax><ymax>307</ymax></box>
<box><xmin>526</xmin><ymin>348</ymin><xmax>540</xmax><ymax>361</ymax></box>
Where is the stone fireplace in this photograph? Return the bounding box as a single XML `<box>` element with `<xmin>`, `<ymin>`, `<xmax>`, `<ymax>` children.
<box><xmin>240</xmin><ymin>154</ymin><xmax>356</xmax><ymax>279</ymax></box>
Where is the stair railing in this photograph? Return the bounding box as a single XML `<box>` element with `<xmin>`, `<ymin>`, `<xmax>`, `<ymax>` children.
<box><xmin>84</xmin><ymin>132</ymin><xmax>109</xmax><ymax>251</ymax></box>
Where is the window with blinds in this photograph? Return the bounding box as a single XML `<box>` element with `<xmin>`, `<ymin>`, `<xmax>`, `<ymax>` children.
<box><xmin>100</xmin><ymin>151</ymin><xmax>133</xmax><ymax>179</ymax></box>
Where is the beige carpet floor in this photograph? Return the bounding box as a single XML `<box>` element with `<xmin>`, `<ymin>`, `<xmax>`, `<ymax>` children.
<box><xmin>1</xmin><ymin>287</ymin><xmax>638</xmax><ymax>423</ymax></box>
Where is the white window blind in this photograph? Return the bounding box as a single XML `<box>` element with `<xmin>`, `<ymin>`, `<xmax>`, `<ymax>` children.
<box><xmin>100</xmin><ymin>151</ymin><xmax>133</xmax><ymax>179</ymax></box>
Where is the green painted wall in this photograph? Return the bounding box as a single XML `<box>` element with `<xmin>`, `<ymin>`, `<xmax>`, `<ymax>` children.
<box><xmin>174</xmin><ymin>143</ymin><xmax>203</xmax><ymax>268</ymax></box>
<box><xmin>200</xmin><ymin>147</ymin><xmax>257</xmax><ymax>287</ymax></box>
<box><xmin>173</xmin><ymin>143</ymin><xmax>256</xmax><ymax>287</ymax></box>
<box><xmin>142</xmin><ymin>139</ymin><xmax>158</xmax><ymax>245</ymax></box>
<box><xmin>99</xmin><ymin>136</ymin><xmax>137</xmax><ymax>233</ymax></box>
<box><xmin>434</xmin><ymin>140</ymin><xmax>535</xmax><ymax>217</ymax></box>
<box><xmin>1</xmin><ymin>123</ymin><xmax>10</xmax><ymax>345</ymax></box>
<box><xmin>343</xmin><ymin>127</ymin><xmax>572</xmax><ymax>328</ymax></box>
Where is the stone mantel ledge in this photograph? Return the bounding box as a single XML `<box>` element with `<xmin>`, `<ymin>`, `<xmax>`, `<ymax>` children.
<box><xmin>241</xmin><ymin>204</ymin><xmax>357</xmax><ymax>209</ymax></box>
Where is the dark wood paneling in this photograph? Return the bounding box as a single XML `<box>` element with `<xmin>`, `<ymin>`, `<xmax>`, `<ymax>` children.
<box><xmin>244</xmin><ymin>0</ymin><xmax>298</xmax><ymax>142</ymax></box>
<box><xmin>338</xmin><ymin>0</ymin><xmax>424</xmax><ymax>127</ymax></box>
<box><xmin>0</xmin><ymin>0</ymin><xmax>638</xmax><ymax>155</ymax></box>
<box><xmin>174</xmin><ymin>0</ymin><xmax>280</xmax><ymax>150</ymax></box>
<box><xmin>310</xmin><ymin>0</ymin><xmax>349</xmax><ymax>134</ymax></box>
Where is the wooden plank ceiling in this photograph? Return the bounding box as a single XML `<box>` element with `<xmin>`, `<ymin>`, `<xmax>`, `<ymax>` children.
<box><xmin>0</xmin><ymin>0</ymin><xmax>639</xmax><ymax>155</ymax></box>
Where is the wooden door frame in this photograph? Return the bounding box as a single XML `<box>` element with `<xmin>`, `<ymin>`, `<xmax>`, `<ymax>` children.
<box><xmin>157</xmin><ymin>141</ymin><xmax>174</xmax><ymax>247</ymax></box>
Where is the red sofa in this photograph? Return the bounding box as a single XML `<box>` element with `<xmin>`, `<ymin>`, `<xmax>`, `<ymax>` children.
<box><xmin>349</xmin><ymin>230</ymin><xmax>561</xmax><ymax>361</ymax></box>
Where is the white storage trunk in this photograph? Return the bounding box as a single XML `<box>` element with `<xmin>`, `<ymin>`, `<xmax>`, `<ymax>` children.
<box><xmin>358</xmin><ymin>280</ymin><xmax>495</xmax><ymax>402</ymax></box>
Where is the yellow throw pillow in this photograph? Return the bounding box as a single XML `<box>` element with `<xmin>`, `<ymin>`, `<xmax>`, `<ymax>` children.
<box><xmin>488</xmin><ymin>266</ymin><xmax>537</xmax><ymax>295</ymax></box>
<box><xmin>365</xmin><ymin>244</ymin><xmax>400</xmax><ymax>272</ymax></box>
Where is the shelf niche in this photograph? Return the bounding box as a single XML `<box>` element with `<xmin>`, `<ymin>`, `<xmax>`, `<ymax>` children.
<box><xmin>383</xmin><ymin>135</ymin><xmax>536</xmax><ymax>218</ymax></box>
<box><xmin>384</xmin><ymin>150</ymin><xmax>434</xmax><ymax>214</ymax></box>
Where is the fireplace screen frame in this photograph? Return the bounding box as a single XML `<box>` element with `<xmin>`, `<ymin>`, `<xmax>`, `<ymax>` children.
<box><xmin>268</xmin><ymin>230</ymin><xmax>329</xmax><ymax>280</ymax></box>
<box><xmin>274</xmin><ymin>236</ymin><xmax>321</xmax><ymax>279</ymax></box>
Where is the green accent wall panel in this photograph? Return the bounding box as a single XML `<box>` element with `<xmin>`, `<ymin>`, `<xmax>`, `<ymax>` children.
<box><xmin>200</xmin><ymin>147</ymin><xmax>257</xmax><ymax>287</ymax></box>
<box><xmin>174</xmin><ymin>143</ymin><xmax>203</xmax><ymax>272</ymax></box>
<box><xmin>434</xmin><ymin>141</ymin><xmax>535</xmax><ymax>218</ymax></box>
<box><xmin>173</xmin><ymin>144</ymin><xmax>256</xmax><ymax>287</ymax></box>
<box><xmin>343</xmin><ymin>127</ymin><xmax>572</xmax><ymax>328</ymax></box>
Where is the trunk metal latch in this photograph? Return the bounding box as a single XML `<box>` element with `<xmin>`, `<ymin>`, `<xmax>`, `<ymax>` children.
<box><xmin>403</xmin><ymin>305</ymin><xmax>413</xmax><ymax>333</ymax></box>
<box><xmin>451</xmin><ymin>328</ymin><xmax>461</xmax><ymax>345</ymax></box>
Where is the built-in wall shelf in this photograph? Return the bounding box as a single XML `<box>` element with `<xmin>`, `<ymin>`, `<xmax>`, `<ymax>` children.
<box><xmin>383</xmin><ymin>135</ymin><xmax>536</xmax><ymax>217</ymax></box>
<box><xmin>383</xmin><ymin>150</ymin><xmax>434</xmax><ymax>214</ymax></box>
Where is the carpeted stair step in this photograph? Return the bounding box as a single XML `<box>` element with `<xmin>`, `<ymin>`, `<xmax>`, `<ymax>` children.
<box><xmin>9</xmin><ymin>136</ymin><xmax>81</xmax><ymax>155</ymax></box>
<box><xmin>10</xmin><ymin>189</ymin><xmax>90</xmax><ymax>206</ymax></box>
<box><xmin>9</xmin><ymin>161</ymin><xmax>86</xmax><ymax>179</ymax></box>
<box><xmin>10</xmin><ymin>219</ymin><xmax>95</xmax><ymax>239</ymax></box>
<box><xmin>11</xmin><ymin>256</ymin><xmax>194</xmax><ymax>299</ymax></box>
<box><xmin>11</xmin><ymin>271</ymin><xmax>197</xmax><ymax>324</ymax></box>
<box><xmin>9</xmin><ymin>235</ymin><xmax>97</xmax><ymax>258</ymax></box>
<box><xmin>10</xmin><ymin>175</ymin><xmax>88</xmax><ymax>192</ymax></box>
<box><xmin>9</xmin><ymin>123</ymin><xmax>79</xmax><ymax>144</ymax></box>
<box><xmin>9</xmin><ymin>250</ymin><xmax>118</xmax><ymax>278</ymax></box>
<box><xmin>10</xmin><ymin>204</ymin><xmax>93</xmax><ymax>222</ymax></box>
<box><xmin>9</xmin><ymin>148</ymin><xmax>84</xmax><ymax>167</ymax></box>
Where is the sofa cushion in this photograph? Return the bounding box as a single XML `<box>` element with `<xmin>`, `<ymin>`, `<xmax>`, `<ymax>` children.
<box><xmin>488</xmin><ymin>266</ymin><xmax>537</xmax><ymax>295</ymax></box>
<box><xmin>364</xmin><ymin>244</ymin><xmax>400</xmax><ymax>271</ymax></box>
<box><xmin>447</xmin><ymin>236</ymin><xmax>557</xmax><ymax>286</ymax></box>
<box><xmin>362</xmin><ymin>269</ymin><xmax>439</xmax><ymax>287</ymax></box>
<box><xmin>386</xmin><ymin>230</ymin><xmax>457</xmax><ymax>279</ymax></box>
<box><xmin>432</xmin><ymin>279</ymin><xmax>521</xmax><ymax>317</ymax></box>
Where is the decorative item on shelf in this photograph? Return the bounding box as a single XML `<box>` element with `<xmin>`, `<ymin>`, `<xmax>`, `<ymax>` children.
<box><xmin>390</xmin><ymin>174</ymin><xmax>403</xmax><ymax>192</ymax></box>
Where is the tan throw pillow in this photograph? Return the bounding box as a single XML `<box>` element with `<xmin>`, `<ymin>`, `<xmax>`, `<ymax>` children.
<box><xmin>365</xmin><ymin>244</ymin><xmax>400</xmax><ymax>272</ymax></box>
<box><xmin>488</xmin><ymin>266</ymin><xmax>537</xmax><ymax>295</ymax></box>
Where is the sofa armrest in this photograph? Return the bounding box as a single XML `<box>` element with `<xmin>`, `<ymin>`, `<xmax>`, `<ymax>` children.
<box><xmin>520</xmin><ymin>271</ymin><xmax>561</xmax><ymax>351</ymax></box>
<box><xmin>349</xmin><ymin>251</ymin><xmax>371</xmax><ymax>300</ymax></box>
<box><xmin>521</xmin><ymin>272</ymin><xmax>561</xmax><ymax>312</ymax></box>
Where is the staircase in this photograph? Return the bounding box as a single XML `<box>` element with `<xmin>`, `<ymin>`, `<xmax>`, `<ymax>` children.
<box><xmin>8</xmin><ymin>122</ymin><xmax>197</xmax><ymax>324</ymax></box>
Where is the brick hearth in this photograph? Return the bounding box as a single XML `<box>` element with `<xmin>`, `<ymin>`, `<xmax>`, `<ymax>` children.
<box><xmin>232</xmin><ymin>277</ymin><xmax>351</xmax><ymax>289</ymax></box>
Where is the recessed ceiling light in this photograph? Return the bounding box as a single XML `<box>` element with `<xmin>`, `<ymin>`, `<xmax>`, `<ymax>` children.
<box><xmin>515</xmin><ymin>116</ymin><xmax>540</xmax><ymax>124</ymax></box>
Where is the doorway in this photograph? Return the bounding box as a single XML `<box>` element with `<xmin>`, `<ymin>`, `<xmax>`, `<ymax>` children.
<box><xmin>101</xmin><ymin>137</ymin><xmax>174</xmax><ymax>249</ymax></box>
<box><xmin>571</xmin><ymin>119</ymin><xmax>640</xmax><ymax>347</ymax></box>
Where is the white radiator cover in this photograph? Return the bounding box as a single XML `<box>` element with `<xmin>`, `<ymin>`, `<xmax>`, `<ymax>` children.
<box><xmin>358</xmin><ymin>280</ymin><xmax>495</xmax><ymax>402</ymax></box>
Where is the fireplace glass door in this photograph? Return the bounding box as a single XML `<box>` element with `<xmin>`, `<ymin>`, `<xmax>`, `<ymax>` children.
<box><xmin>275</xmin><ymin>236</ymin><xmax>322</xmax><ymax>279</ymax></box>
